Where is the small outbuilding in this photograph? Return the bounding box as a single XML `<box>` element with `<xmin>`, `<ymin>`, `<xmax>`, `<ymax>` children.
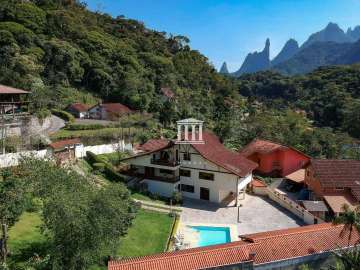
<box><xmin>66</xmin><ymin>103</ymin><xmax>89</xmax><ymax>119</ymax></box>
<box><xmin>88</xmin><ymin>103</ymin><xmax>132</xmax><ymax>120</ymax></box>
<box><xmin>49</xmin><ymin>138</ymin><xmax>82</xmax><ymax>165</ymax></box>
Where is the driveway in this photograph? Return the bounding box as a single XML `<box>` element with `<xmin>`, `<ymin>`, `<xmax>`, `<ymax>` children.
<box><xmin>180</xmin><ymin>194</ymin><xmax>304</xmax><ymax>236</ymax></box>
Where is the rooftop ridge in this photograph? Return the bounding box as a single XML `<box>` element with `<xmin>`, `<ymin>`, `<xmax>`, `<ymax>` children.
<box><xmin>243</xmin><ymin>223</ymin><xmax>337</xmax><ymax>242</ymax></box>
<box><xmin>109</xmin><ymin>241</ymin><xmax>252</xmax><ymax>267</ymax></box>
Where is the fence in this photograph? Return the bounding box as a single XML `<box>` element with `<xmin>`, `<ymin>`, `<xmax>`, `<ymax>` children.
<box><xmin>0</xmin><ymin>141</ymin><xmax>133</xmax><ymax>168</ymax></box>
<box><xmin>267</xmin><ymin>188</ymin><xmax>324</xmax><ymax>225</ymax></box>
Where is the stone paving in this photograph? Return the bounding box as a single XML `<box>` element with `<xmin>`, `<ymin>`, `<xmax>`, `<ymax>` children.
<box><xmin>180</xmin><ymin>194</ymin><xmax>305</xmax><ymax>237</ymax></box>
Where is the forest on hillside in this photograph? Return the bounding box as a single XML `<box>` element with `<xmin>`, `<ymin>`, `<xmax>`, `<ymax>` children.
<box><xmin>0</xmin><ymin>0</ymin><xmax>359</xmax><ymax>159</ymax></box>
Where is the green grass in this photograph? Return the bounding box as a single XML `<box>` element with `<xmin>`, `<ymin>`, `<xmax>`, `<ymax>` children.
<box><xmin>130</xmin><ymin>191</ymin><xmax>167</xmax><ymax>205</ymax></box>
<box><xmin>117</xmin><ymin>210</ymin><xmax>174</xmax><ymax>258</ymax></box>
<box><xmin>50</xmin><ymin>127</ymin><xmax>140</xmax><ymax>141</ymax></box>
<box><xmin>8</xmin><ymin>212</ymin><xmax>48</xmax><ymax>266</ymax></box>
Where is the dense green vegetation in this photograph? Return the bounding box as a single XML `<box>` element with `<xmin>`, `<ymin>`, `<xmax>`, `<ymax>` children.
<box><xmin>0</xmin><ymin>0</ymin><xmax>360</xmax><ymax>159</ymax></box>
<box><xmin>1</xmin><ymin>159</ymin><xmax>137</xmax><ymax>270</ymax></box>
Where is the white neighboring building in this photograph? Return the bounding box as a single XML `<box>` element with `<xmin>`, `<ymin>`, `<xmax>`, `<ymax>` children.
<box><xmin>122</xmin><ymin>121</ymin><xmax>257</xmax><ymax>205</ymax></box>
<box><xmin>88</xmin><ymin>103</ymin><xmax>132</xmax><ymax>120</ymax></box>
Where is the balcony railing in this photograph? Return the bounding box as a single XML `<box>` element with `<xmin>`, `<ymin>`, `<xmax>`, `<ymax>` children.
<box><xmin>144</xmin><ymin>174</ymin><xmax>180</xmax><ymax>183</ymax></box>
<box><xmin>150</xmin><ymin>158</ymin><xmax>180</xmax><ymax>167</ymax></box>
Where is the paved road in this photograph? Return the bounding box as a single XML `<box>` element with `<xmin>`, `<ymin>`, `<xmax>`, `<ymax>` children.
<box><xmin>46</xmin><ymin>115</ymin><xmax>65</xmax><ymax>135</ymax></box>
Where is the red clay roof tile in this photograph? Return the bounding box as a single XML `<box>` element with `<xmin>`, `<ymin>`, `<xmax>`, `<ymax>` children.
<box><xmin>67</xmin><ymin>103</ymin><xmax>89</xmax><ymax>112</ymax></box>
<box><xmin>192</xmin><ymin>132</ymin><xmax>258</xmax><ymax>177</ymax></box>
<box><xmin>138</xmin><ymin>139</ymin><xmax>171</xmax><ymax>152</ymax></box>
<box><xmin>311</xmin><ymin>159</ymin><xmax>360</xmax><ymax>201</ymax></box>
<box><xmin>49</xmin><ymin>138</ymin><xmax>81</xmax><ymax>150</ymax></box>
<box><xmin>108</xmin><ymin>223</ymin><xmax>360</xmax><ymax>270</ymax></box>
<box><xmin>102</xmin><ymin>103</ymin><xmax>132</xmax><ymax>114</ymax></box>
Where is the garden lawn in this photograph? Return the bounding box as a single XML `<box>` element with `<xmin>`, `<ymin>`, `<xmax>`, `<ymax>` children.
<box><xmin>8</xmin><ymin>212</ymin><xmax>48</xmax><ymax>266</ymax></box>
<box><xmin>117</xmin><ymin>209</ymin><xmax>174</xmax><ymax>258</ymax></box>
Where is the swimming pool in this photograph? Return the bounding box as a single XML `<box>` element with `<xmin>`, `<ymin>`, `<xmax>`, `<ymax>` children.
<box><xmin>191</xmin><ymin>226</ymin><xmax>231</xmax><ymax>247</ymax></box>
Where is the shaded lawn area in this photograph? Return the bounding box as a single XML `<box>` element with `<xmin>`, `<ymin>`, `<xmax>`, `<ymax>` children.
<box><xmin>8</xmin><ymin>210</ymin><xmax>173</xmax><ymax>267</ymax></box>
<box><xmin>117</xmin><ymin>209</ymin><xmax>174</xmax><ymax>258</ymax></box>
<box><xmin>8</xmin><ymin>212</ymin><xmax>48</xmax><ymax>266</ymax></box>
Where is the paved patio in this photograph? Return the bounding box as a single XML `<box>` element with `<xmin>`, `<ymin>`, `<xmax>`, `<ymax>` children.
<box><xmin>180</xmin><ymin>194</ymin><xmax>305</xmax><ymax>237</ymax></box>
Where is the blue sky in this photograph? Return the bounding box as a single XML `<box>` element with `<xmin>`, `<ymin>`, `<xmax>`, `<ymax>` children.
<box><xmin>84</xmin><ymin>0</ymin><xmax>360</xmax><ymax>72</ymax></box>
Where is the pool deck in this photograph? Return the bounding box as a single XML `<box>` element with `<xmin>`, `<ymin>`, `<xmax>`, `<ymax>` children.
<box><xmin>178</xmin><ymin>194</ymin><xmax>304</xmax><ymax>248</ymax></box>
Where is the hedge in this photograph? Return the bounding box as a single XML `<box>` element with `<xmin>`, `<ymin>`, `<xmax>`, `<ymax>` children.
<box><xmin>86</xmin><ymin>151</ymin><xmax>126</xmax><ymax>183</ymax></box>
<box><xmin>65</xmin><ymin>123</ymin><xmax>123</xmax><ymax>130</ymax></box>
<box><xmin>65</xmin><ymin>123</ymin><xmax>106</xmax><ymax>130</ymax></box>
<box><xmin>51</xmin><ymin>109</ymin><xmax>75</xmax><ymax>123</ymax></box>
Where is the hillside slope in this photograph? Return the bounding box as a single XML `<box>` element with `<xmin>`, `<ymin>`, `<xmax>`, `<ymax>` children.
<box><xmin>0</xmin><ymin>0</ymin><xmax>227</xmax><ymax>122</ymax></box>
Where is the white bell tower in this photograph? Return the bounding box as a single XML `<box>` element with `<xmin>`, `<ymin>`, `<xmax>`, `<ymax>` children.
<box><xmin>175</xmin><ymin>118</ymin><xmax>204</xmax><ymax>144</ymax></box>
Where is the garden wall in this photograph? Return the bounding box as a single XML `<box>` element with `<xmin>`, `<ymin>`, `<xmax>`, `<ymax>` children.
<box><xmin>75</xmin><ymin>141</ymin><xmax>133</xmax><ymax>158</ymax></box>
<box><xmin>0</xmin><ymin>141</ymin><xmax>133</xmax><ymax>168</ymax></box>
<box><xmin>0</xmin><ymin>149</ymin><xmax>50</xmax><ymax>168</ymax></box>
<box><xmin>267</xmin><ymin>188</ymin><xmax>324</xmax><ymax>225</ymax></box>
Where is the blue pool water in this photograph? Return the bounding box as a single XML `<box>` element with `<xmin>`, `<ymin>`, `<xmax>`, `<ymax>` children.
<box><xmin>191</xmin><ymin>226</ymin><xmax>231</xmax><ymax>247</ymax></box>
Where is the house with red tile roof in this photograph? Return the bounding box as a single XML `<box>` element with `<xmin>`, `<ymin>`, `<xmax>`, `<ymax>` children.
<box><xmin>121</xmin><ymin>131</ymin><xmax>257</xmax><ymax>204</ymax></box>
<box><xmin>305</xmin><ymin>159</ymin><xmax>360</xmax><ymax>216</ymax></box>
<box><xmin>160</xmin><ymin>87</ymin><xmax>175</xmax><ymax>100</ymax></box>
<box><xmin>66</xmin><ymin>103</ymin><xmax>90</xmax><ymax>118</ymax></box>
<box><xmin>108</xmin><ymin>223</ymin><xmax>360</xmax><ymax>270</ymax></box>
<box><xmin>239</xmin><ymin>139</ymin><xmax>310</xmax><ymax>177</ymax></box>
<box><xmin>88</xmin><ymin>103</ymin><xmax>132</xmax><ymax>120</ymax></box>
<box><xmin>49</xmin><ymin>138</ymin><xmax>82</xmax><ymax>165</ymax></box>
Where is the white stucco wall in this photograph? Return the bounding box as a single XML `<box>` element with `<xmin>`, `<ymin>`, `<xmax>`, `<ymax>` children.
<box><xmin>142</xmin><ymin>179</ymin><xmax>178</xmax><ymax>197</ymax></box>
<box><xmin>124</xmin><ymin>144</ymin><xmax>254</xmax><ymax>204</ymax></box>
<box><xmin>75</xmin><ymin>141</ymin><xmax>132</xmax><ymax>158</ymax></box>
<box><xmin>0</xmin><ymin>149</ymin><xmax>50</xmax><ymax>168</ymax></box>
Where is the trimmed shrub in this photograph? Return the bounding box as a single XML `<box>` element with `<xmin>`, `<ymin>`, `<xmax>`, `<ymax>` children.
<box><xmin>51</xmin><ymin>109</ymin><xmax>75</xmax><ymax>123</ymax></box>
<box><xmin>93</xmin><ymin>162</ymin><xmax>105</xmax><ymax>173</ymax></box>
<box><xmin>65</xmin><ymin>123</ymin><xmax>106</xmax><ymax>130</ymax></box>
<box><xmin>86</xmin><ymin>151</ymin><xmax>126</xmax><ymax>183</ymax></box>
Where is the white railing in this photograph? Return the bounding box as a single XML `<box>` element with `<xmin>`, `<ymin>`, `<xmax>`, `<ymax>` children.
<box><xmin>267</xmin><ymin>187</ymin><xmax>324</xmax><ymax>225</ymax></box>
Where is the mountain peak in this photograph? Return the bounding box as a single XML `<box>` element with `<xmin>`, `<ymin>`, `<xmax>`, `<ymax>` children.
<box><xmin>271</xmin><ymin>38</ymin><xmax>299</xmax><ymax>66</ymax></box>
<box><xmin>233</xmin><ymin>39</ymin><xmax>271</xmax><ymax>76</ymax></box>
<box><xmin>325</xmin><ymin>22</ymin><xmax>341</xmax><ymax>30</ymax></box>
<box><xmin>301</xmin><ymin>22</ymin><xmax>353</xmax><ymax>48</ymax></box>
<box><xmin>219</xmin><ymin>62</ymin><xmax>229</xmax><ymax>74</ymax></box>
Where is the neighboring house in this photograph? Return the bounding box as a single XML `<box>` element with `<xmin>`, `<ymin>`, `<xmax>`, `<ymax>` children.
<box><xmin>121</xmin><ymin>131</ymin><xmax>257</xmax><ymax>205</ymax></box>
<box><xmin>0</xmin><ymin>84</ymin><xmax>29</xmax><ymax>115</ymax></box>
<box><xmin>48</xmin><ymin>138</ymin><xmax>81</xmax><ymax>165</ymax></box>
<box><xmin>160</xmin><ymin>87</ymin><xmax>175</xmax><ymax>101</ymax></box>
<box><xmin>88</xmin><ymin>103</ymin><xmax>132</xmax><ymax>120</ymax></box>
<box><xmin>66</xmin><ymin>103</ymin><xmax>89</xmax><ymax>119</ymax></box>
<box><xmin>108</xmin><ymin>223</ymin><xmax>360</xmax><ymax>270</ymax></box>
<box><xmin>305</xmin><ymin>159</ymin><xmax>360</xmax><ymax>216</ymax></box>
<box><xmin>239</xmin><ymin>139</ymin><xmax>310</xmax><ymax>177</ymax></box>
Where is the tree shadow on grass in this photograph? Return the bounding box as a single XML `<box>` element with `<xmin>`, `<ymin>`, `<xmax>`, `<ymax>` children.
<box><xmin>10</xmin><ymin>240</ymin><xmax>52</xmax><ymax>264</ymax></box>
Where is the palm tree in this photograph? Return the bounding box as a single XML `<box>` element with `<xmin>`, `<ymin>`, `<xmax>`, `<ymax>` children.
<box><xmin>333</xmin><ymin>204</ymin><xmax>360</xmax><ymax>246</ymax></box>
<box><xmin>332</xmin><ymin>245</ymin><xmax>360</xmax><ymax>270</ymax></box>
